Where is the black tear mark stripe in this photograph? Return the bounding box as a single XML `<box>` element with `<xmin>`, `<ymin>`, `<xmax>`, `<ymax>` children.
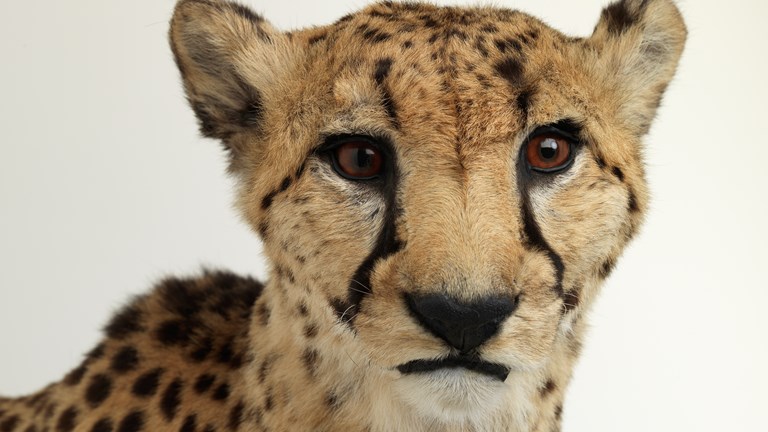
<box><xmin>517</xmin><ymin>167</ymin><xmax>565</xmax><ymax>300</ymax></box>
<box><xmin>337</xmin><ymin>145</ymin><xmax>404</xmax><ymax>328</ymax></box>
<box><xmin>521</xmin><ymin>198</ymin><xmax>565</xmax><ymax>297</ymax></box>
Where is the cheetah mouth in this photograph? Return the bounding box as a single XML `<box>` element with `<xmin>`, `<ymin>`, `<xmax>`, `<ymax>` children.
<box><xmin>396</xmin><ymin>356</ymin><xmax>510</xmax><ymax>381</ymax></box>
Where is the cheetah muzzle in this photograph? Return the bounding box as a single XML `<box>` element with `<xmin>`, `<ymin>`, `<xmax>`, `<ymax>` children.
<box><xmin>0</xmin><ymin>1</ymin><xmax>686</xmax><ymax>431</ymax></box>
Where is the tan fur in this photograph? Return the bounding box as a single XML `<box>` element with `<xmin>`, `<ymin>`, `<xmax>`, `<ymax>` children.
<box><xmin>0</xmin><ymin>1</ymin><xmax>685</xmax><ymax>431</ymax></box>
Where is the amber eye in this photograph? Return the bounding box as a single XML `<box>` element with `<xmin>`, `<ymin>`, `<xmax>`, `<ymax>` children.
<box><xmin>525</xmin><ymin>133</ymin><xmax>573</xmax><ymax>173</ymax></box>
<box><xmin>332</xmin><ymin>139</ymin><xmax>385</xmax><ymax>180</ymax></box>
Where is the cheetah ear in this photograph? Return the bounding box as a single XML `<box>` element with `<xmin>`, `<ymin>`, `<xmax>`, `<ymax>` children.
<box><xmin>589</xmin><ymin>0</ymin><xmax>687</xmax><ymax>135</ymax></box>
<box><xmin>169</xmin><ymin>0</ymin><xmax>301</xmax><ymax>156</ymax></box>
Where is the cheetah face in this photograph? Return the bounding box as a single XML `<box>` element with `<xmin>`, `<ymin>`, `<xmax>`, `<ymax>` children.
<box><xmin>171</xmin><ymin>0</ymin><xmax>685</xmax><ymax>420</ymax></box>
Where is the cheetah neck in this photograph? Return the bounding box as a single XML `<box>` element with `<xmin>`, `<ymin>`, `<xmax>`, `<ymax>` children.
<box><xmin>240</xmin><ymin>278</ymin><xmax>583</xmax><ymax>432</ymax></box>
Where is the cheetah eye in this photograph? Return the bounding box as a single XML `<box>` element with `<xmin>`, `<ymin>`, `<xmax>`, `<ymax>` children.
<box><xmin>329</xmin><ymin>137</ymin><xmax>385</xmax><ymax>180</ymax></box>
<box><xmin>524</xmin><ymin>128</ymin><xmax>576</xmax><ymax>173</ymax></box>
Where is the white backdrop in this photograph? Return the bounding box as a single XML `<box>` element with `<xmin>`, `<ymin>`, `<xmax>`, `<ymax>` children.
<box><xmin>1</xmin><ymin>1</ymin><xmax>766</xmax><ymax>431</ymax></box>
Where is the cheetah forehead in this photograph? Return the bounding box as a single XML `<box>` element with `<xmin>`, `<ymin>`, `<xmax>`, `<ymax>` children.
<box><xmin>171</xmin><ymin>0</ymin><xmax>685</xmax><ymax>181</ymax></box>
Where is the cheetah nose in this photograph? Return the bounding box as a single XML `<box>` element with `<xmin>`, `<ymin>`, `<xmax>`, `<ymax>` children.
<box><xmin>405</xmin><ymin>293</ymin><xmax>519</xmax><ymax>354</ymax></box>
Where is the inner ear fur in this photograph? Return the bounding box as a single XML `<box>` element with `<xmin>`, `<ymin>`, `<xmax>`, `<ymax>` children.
<box><xmin>589</xmin><ymin>0</ymin><xmax>687</xmax><ymax>135</ymax></box>
<box><xmin>169</xmin><ymin>0</ymin><xmax>303</xmax><ymax>157</ymax></box>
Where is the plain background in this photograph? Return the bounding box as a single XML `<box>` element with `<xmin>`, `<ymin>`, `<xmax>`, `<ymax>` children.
<box><xmin>1</xmin><ymin>0</ymin><xmax>766</xmax><ymax>430</ymax></box>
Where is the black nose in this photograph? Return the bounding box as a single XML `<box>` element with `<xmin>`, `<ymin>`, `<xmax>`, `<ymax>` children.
<box><xmin>405</xmin><ymin>293</ymin><xmax>518</xmax><ymax>353</ymax></box>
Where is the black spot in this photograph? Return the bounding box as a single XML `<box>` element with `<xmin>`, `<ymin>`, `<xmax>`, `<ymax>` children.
<box><xmin>117</xmin><ymin>411</ymin><xmax>144</xmax><ymax>432</ymax></box>
<box><xmin>213</xmin><ymin>383</ymin><xmax>230</xmax><ymax>401</ymax></box>
<box><xmin>497</xmin><ymin>57</ymin><xmax>536</xmax><ymax>120</ymax></box>
<box><xmin>160</xmin><ymin>278</ymin><xmax>204</xmax><ymax>317</ymax></box>
<box><xmin>297</xmin><ymin>302</ymin><xmax>309</xmax><ymax>316</ymax></box>
<box><xmin>90</xmin><ymin>418</ymin><xmax>114</xmax><ymax>432</ymax></box>
<box><xmin>85</xmin><ymin>374</ymin><xmax>113</xmax><ymax>408</ymax></box>
<box><xmin>595</xmin><ymin>155</ymin><xmax>607</xmax><ymax>169</ymax></box>
<box><xmin>612</xmin><ymin>166</ymin><xmax>625</xmax><ymax>182</ymax></box>
<box><xmin>1</xmin><ymin>416</ymin><xmax>19</xmax><ymax>432</ymax></box>
<box><xmin>474</xmin><ymin>37</ymin><xmax>489</xmax><ymax>57</ymax></box>
<box><xmin>402</xmin><ymin>40</ymin><xmax>413</xmax><ymax>49</ymax></box>
<box><xmin>132</xmin><ymin>368</ymin><xmax>164</xmax><ymax>398</ymax></box>
<box><xmin>105</xmin><ymin>302</ymin><xmax>143</xmax><ymax>340</ymax></box>
<box><xmin>303</xmin><ymin>323</ymin><xmax>318</xmax><ymax>338</ymax></box>
<box><xmin>421</xmin><ymin>16</ymin><xmax>439</xmax><ymax>28</ymax></box>
<box><xmin>261</xmin><ymin>190</ymin><xmax>278</xmax><ymax>210</ymax></box>
<box><xmin>362</xmin><ymin>29</ymin><xmax>391</xmax><ymax>43</ymax></box>
<box><xmin>600</xmin><ymin>258</ymin><xmax>617</xmax><ymax>279</ymax></box>
<box><xmin>180</xmin><ymin>415</ymin><xmax>197</xmax><ymax>432</ymax></box>
<box><xmin>495</xmin><ymin>57</ymin><xmax>524</xmax><ymax>86</ymax></box>
<box><xmin>308</xmin><ymin>33</ymin><xmax>328</xmax><ymax>45</ymax></box>
<box><xmin>335</xmin><ymin>14</ymin><xmax>354</xmax><ymax>25</ymax></box>
<box><xmin>257</xmin><ymin>356</ymin><xmax>274</xmax><ymax>384</ymax></box>
<box><xmin>217</xmin><ymin>340</ymin><xmax>235</xmax><ymax>365</ymax></box>
<box><xmin>56</xmin><ymin>406</ymin><xmax>78</xmax><ymax>432</ymax></box>
<box><xmin>228</xmin><ymin>401</ymin><xmax>245</xmax><ymax>431</ymax></box>
<box><xmin>540</xmin><ymin>379</ymin><xmax>557</xmax><ymax>396</ymax></box>
<box><xmin>194</xmin><ymin>374</ymin><xmax>216</xmax><ymax>394</ymax></box>
<box><xmin>111</xmin><ymin>346</ymin><xmax>140</xmax><ymax>373</ymax></box>
<box><xmin>494</xmin><ymin>38</ymin><xmax>522</xmax><ymax>53</ymax></box>
<box><xmin>367</xmin><ymin>10</ymin><xmax>393</xmax><ymax>19</ymax></box>
<box><xmin>326</xmin><ymin>392</ymin><xmax>340</xmax><ymax>410</ymax></box>
<box><xmin>278</xmin><ymin>176</ymin><xmax>292</xmax><ymax>192</ymax></box>
<box><xmin>628</xmin><ymin>190</ymin><xmax>640</xmax><ymax>212</ymax></box>
<box><xmin>258</xmin><ymin>221</ymin><xmax>269</xmax><ymax>238</ymax></box>
<box><xmin>155</xmin><ymin>319</ymin><xmax>194</xmax><ymax>346</ymax></box>
<box><xmin>302</xmin><ymin>349</ymin><xmax>319</xmax><ymax>376</ymax></box>
<box><xmin>373</xmin><ymin>58</ymin><xmax>393</xmax><ymax>85</ymax></box>
<box><xmin>554</xmin><ymin>404</ymin><xmax>564</xmax><ymax>420</ymax></box>
<box><xmin>263</xmin><ymin>389</ymin><xmax>274</xmax><ymax>411</ymax></box>
<box><xmin>161</xmin><ymin>379</ymin><xmax>183</xmax><ymax>421</ymax></box>
<box><xmin>189</xmin><ymin>336</ymin><xmax>214</xmax><ymax>362</ymax></box>
<box><xmin>447</xmin><ymin>29</ymin><xmax>468</xmax><ymax>40</ymax></box>
<box><xmin>63</xmin><ymin>364</ymin><xmax>88</xmax><ymax>386</ymax></box>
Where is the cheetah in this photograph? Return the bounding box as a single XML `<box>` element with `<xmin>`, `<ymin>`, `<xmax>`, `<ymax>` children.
<box><xmin>0</xmin><ymin>0</ymin><xmax>686</xmax><ymax>431</ymax></box>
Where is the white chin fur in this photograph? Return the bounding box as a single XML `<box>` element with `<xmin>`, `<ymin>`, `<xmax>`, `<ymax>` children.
<box><xmin>393</xmin><ymin>368</ymin><xmax>509</xmax><ymax>424</ymax></box>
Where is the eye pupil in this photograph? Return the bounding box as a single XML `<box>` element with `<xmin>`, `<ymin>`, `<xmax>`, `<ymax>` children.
<box><xmin>539</xmin><ymin>138</ymin><xmax>558</xmax><ymax>160</ymax></box>
<box><xmin>356</xmin><ymin>148</ymin><xmax>375</xmax><ymax>169</ymax></box>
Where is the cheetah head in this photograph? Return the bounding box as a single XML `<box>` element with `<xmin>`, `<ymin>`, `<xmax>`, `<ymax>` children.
<box><xmin>170</xmin><ymin>0</ymin><xmax>685</xmax><ymax>424</ymax></box>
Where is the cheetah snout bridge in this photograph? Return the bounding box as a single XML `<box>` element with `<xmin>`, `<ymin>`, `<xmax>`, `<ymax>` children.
<box><xmin>0</xmin><ymin>0</ymin><xmax>685</xmax><ymax>431</ymax></box>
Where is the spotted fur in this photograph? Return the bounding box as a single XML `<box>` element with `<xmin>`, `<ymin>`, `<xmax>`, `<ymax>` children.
<box><xmin>0</xmin><ymin>1</ymin><xmax>685</xmax><ymax>431</ymax></box>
